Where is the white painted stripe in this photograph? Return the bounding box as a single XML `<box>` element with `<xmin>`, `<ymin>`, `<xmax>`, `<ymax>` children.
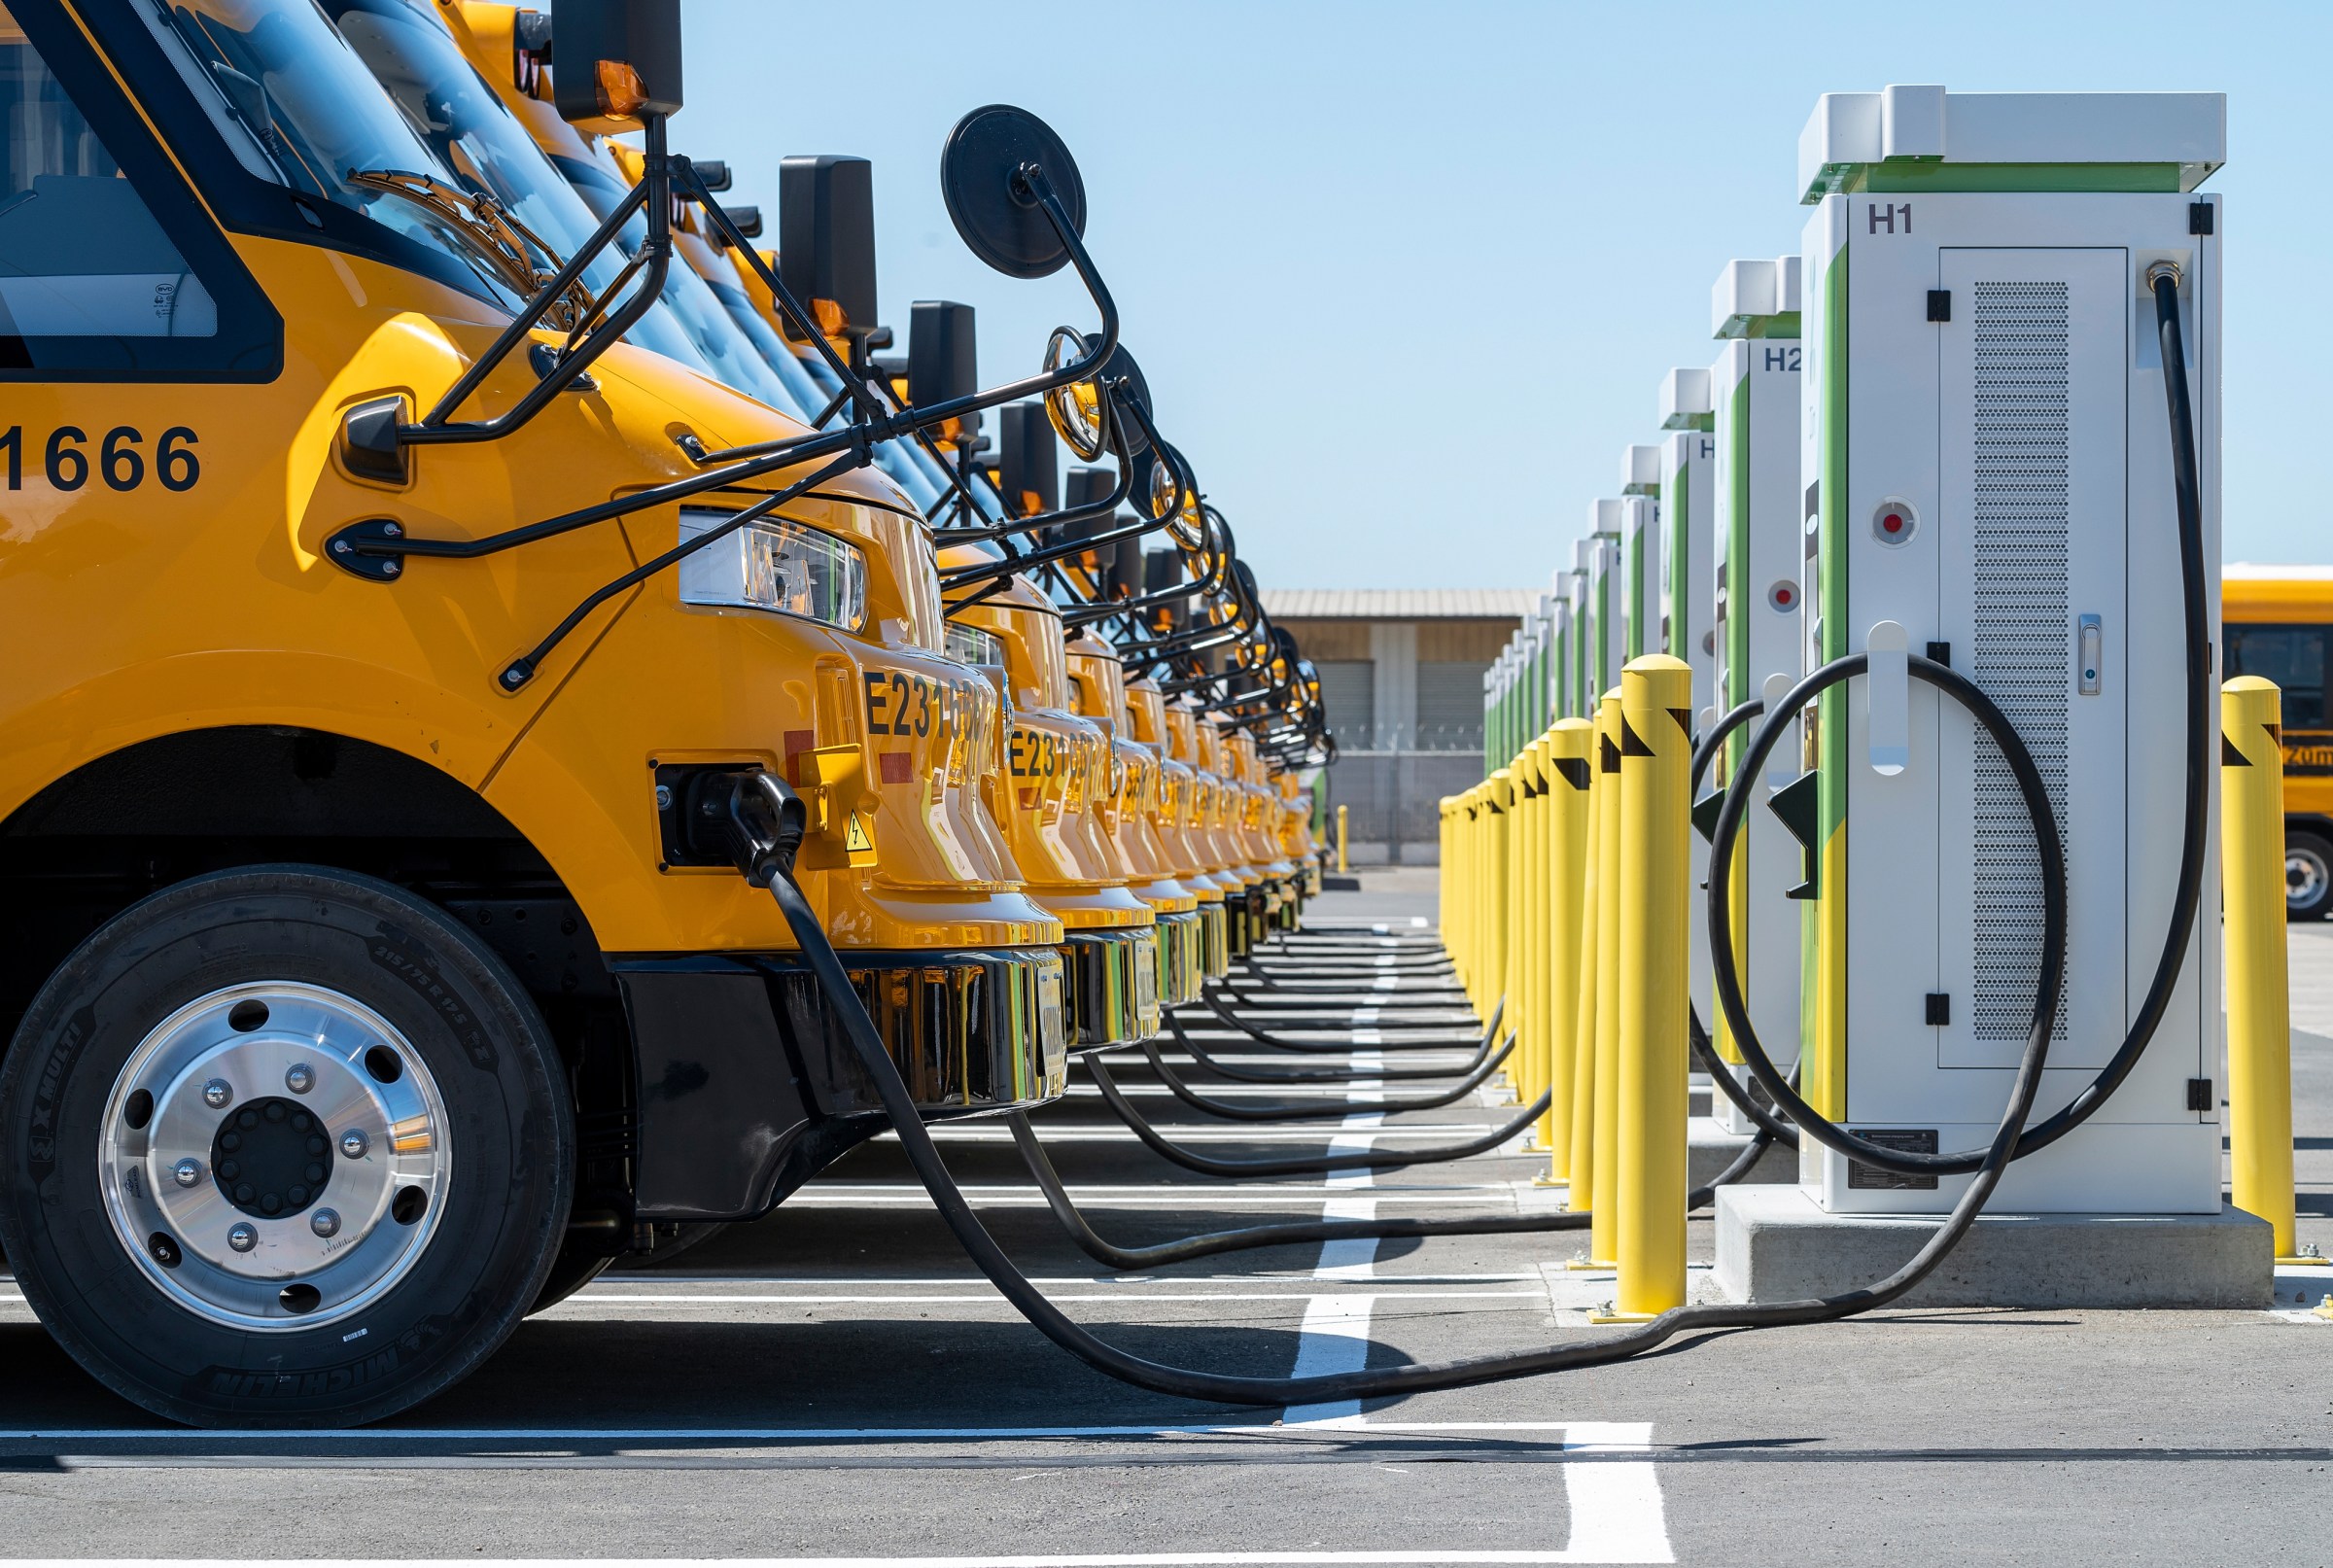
<box><xmin>540</xmin><ymin>1291</ymin><xmax>1539</xmax><ymax>1307</ymax></box>
<box><xmin>1311</xmin><ymin>1198</ymin><xmax>1380</xmax><ymax>1280</ymax></box>
<box><xmin>1559</xmin><ymin>1423</ymin><xmax>1674</xmax><ymax>1563</ymax></box>
<box><xmin>590</xmin><ymin>1274</ymin><xmax>1545</xmax><ymax>1288</ymax></box>
<box><xmin>776</xmin><ymin>1194</ymin><xmax>1507</xmax><ymax>1209</ymax></box>
<box><xmin>1322</xmin><ymin>1118</ymin><xmax>1384</xmax><ymax>1189</ymax></box>
<box><xmin>1283</xmin><ymin>1068</ymin><xmax>1387</xmax><ymax>1426</ymax></box>
<box><xmin>879</xmin><ymin>1126</ymin><xmax>1497</xmax><ymax>1144</ymax></box>
<box><xmin>801</xmin><ymin>1182</ymin><xmax>1515</xmax><ymax>1196</ymax></box>
<box><xmin>1277</xmin><ymin>1295</ymin><xmax>1375</xmax><ymax>1428</ymax></box>
<box><xmin>31</xmin><ymin>1556</ymin><xmax>1636</xmax><ymax>1567</ymax></box>
<box><xmin>0</xmin><ymin>1419</ymin><xmax>1597</xmax><ymax>1441</ymax></box>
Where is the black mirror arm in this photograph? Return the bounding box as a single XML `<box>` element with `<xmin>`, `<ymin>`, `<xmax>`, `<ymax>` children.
<box><xmin>402</xmin><ymin>124</ymin><xmax>669</xmax><ymax>446</ymax></box>
<box><xmin>495</xmin><ymin>447</ymin><xmax>866</xmax><ymax>693</ymax></box>
<box><xmin>1070</xmin><ymin>498</ymin><xmax>1232</xmax><ymax>630</ymax></box>
<box><xmin>916</xmin><ymin>431</ymin><xmax>990</xmax><ymax>530</ymax></box>
<box><xmin>688</xmin><ymin>164</ymin><xmax>1118</xmax><ymax>467</ymax></box>
<box><xmin>935</xmin><ymin>386</ymin><xmax>1145</xmax><ymax>543</ymax></box>
<box><xmin>679</xmin><ymin>155</ymin><xmax>889</xmax><ymax>427</ymax></box>
<box><xmin>1132</xmin><ymin>620</ymin><xmax>1248</xmax><ymax>669</ymax></box>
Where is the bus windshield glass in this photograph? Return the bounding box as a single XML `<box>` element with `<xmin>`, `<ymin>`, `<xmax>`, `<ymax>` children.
<box><xmin>320</xmin><ymin>0</ymin><xmax>708</xmax><ymax>372</ymax></box>
<box><xmin>138</xmin><ymin>0</ymin><xmax>536</xmax><ymax>309</ymax></box>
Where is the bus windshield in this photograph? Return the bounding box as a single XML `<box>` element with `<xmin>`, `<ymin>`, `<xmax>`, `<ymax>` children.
<box><xmin>139</xmin><ymin>0</ymin><xmax>534</xmax><ymax>310</ymax></box>
<box><xmin>321</xmin><ymin>0</ymin><xmax>709</xmax><ymax>373</ymax></box>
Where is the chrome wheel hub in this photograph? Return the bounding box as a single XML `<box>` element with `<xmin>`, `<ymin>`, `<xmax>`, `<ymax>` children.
<box><xmin>101</xmin><ymin>983</ymin><xmax>451</xmax><ymax>1331</ymax></box>
<box><xmin>2289</xmin><ymin>848</ymin><xmax>2328</xmax><ymax>912</ymax></box>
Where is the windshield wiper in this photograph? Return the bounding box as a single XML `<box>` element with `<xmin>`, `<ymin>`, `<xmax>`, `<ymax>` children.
<box><xmin>345</xmin><ymin>168</ymin><xmax>595</xmax><ymax>332</ymax></box>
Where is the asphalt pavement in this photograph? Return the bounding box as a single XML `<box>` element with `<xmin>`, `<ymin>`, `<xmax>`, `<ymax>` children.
<box><xmin>0</xmin><ymin>866</ymin><xmax>2326</xmax><ymax>1565</ymax></box>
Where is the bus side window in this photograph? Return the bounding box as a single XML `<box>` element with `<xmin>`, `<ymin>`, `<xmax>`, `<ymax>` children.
<box><xmin>2225</xmin><ymin>624</ymin><xmax>2327</xmax><ymax>729</ymax></box>
<box><xmin>0</xmin><ymin>31</ymin><xmax>220</xmax><ymax>354</ymax></box>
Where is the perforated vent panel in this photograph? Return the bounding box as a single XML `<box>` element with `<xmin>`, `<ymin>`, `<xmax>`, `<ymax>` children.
<box><xmin>1968</xmin><ymin>281</ymin><xmax>2071</xmax><ymax>1041</ymax></box>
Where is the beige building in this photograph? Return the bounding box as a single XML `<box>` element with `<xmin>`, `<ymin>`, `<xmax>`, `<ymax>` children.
<box><xmin>1265</xmin><ymin>589</ymin><xmax>1532</xmax><ymax>863</ymax></box>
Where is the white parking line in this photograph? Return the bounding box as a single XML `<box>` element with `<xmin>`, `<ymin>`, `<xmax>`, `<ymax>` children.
<box><xmin>599</xmin><ymin>1274</ymin><xmax>1546</xmax><ymax>1288</ymax></box>
<box><xmin>542</xmin><ymin>1291</ymin><xmax>1541</xmax><ymax>1307</ymax></box>
<box><xmin>49</xmin><ymin>1553</ymin><xmax>1642</xmax><ymax>1566</ymax></box>
<box><xmin>779</xmin><ymin>1191</ymin><xmax>1511</xmax><ymax>1209</ymax></box>
<box><xmin>0</xmin><ymin>1419</ymin><xmax>1584</xmax><ymax>1442</ymax></box>
<box><xmin>1283</xmin><ymin>1065</ymin><xmax>1386</xmax><ymax>1427</ymax></box>
<box><xmin>0</xmin><ymin>1418</ymin><xmax>1685</xmax><ymax>1551</ymax></box>
<box><xmin>887</xmin><ymin>1126</ymin><xmax>1499</xmax><ymax>1145</ymax></box>
<box><xmin>1558</xmin><ymin>1423</ymin><xmax>1674</xmax><ymax>1563</ymax></box>
<box><xmin>1278</xmin><ymin>1295</ymin><xmax>1376</xmax><ymax>1428</ymax></box>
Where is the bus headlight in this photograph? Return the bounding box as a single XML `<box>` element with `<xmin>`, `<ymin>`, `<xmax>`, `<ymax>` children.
<box><xmin>679</xmin><ymin>507</ymin><xmax>867</xmax><ymax>631</ymax></box>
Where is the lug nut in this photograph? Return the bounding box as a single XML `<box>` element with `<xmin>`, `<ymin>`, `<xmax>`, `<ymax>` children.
<box><xmin>285</xmin><ymin>1063</ymin><xmax>315</xmax><ymax>1094</ymax></box>
<box><xmin>227</xmin><ymin>1223</ymin><xmax>257</xmax><ymax>1253</ymax></box>
<box><xmin>173</xmin><ymin>1158</ymin><xmax>202</xmax><ymax>1188</ymax></box>
<box><xmin>339</xmin><ymin>1129</ymin><xmax>369</xmax><ymax>1160</ymax></box>
<box><xmin>310</xmin><ymin>1208</ymin><xmax>341</xmax><ymax>1238</ymax></box>
<box><xmin>202</xmin><ymin>1079</ymin><xmax>233</xmax><ymax>1109</ymax></box>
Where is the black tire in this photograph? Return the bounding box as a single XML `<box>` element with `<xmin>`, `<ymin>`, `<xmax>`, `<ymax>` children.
<box><xmin>2289</xmin><ymin>830</ymin><xmax>2333</xmax><ymax>921</ymax></box>
<box><xmin>0</xmin><ymin>866</ymin><xmax>573</xmax><ymax>1427</ymax></box>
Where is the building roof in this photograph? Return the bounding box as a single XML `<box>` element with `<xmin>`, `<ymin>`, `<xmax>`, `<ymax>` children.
<box><xmin>1261</xmin><ymin>589</ymin><xmax>1539</xmax><ymax>620</ymax></box>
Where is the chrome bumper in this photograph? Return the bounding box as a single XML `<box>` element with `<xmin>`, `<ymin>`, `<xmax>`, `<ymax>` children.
<box><xmin>841</xmin><ymin>949</ymin><xmax>1070</xmax><ymax>1109</ymax></box>
<box><xmin>1061</xmin><ymin>927</ymin><xmax>1163</xmax><ymax>1050</ymax></box>
<box><xmin>1152</xmin><ymin>909</ymin><xmax>1206</xmax><ymax>1008</ymax></box>
<box><xmin>1196</xmin><ymin>901</ymin><xmax>1232</xmax><ymax>979</ymax></box>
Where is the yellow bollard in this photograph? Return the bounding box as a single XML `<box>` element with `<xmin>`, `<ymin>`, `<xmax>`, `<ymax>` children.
<box><xmin>1337</xmin><ymin>803</ymin><xmax>1349</xmax><ymax>875</ymax></box>
<box><xmin>1539</xmin><ymin>718</ymin><xmax>1593</xmax><ymax>1181</ymax></box>
<box><xmin>1453</xmin><ymin>789</ymin><xmax>1479</xmax><ymax>1009</ymax></box>
<box><xmin>1500</xmin><ymin>766</ymin><xmax>1525</xmax><ymax>1099</ymax></box>
<box><xmin>1474</xmin><ymin>783</ymin><xmax>1494</xmax><ymax>1016</ymax></box>
<box><xmin>1564</xmin><ymin>704</ymin><xmax>1609</xmax><ymax>1222</ymax></box>
<box><xmin>1493</xmin><ymin>779</ymin><xmax>1512</xmax><ymax>1022</ymax></box>
<box><xmin>1584</xmin><ymin>690</ymin><xmax>1626</xmax><ymax>1268</ymax></box>
<box><xmin>1611</xmin><ymin>655</ymin><xmax>1692</xmax><ymax>1319</ymax></box>
<box><xmin>1436</xmin><ymin>798</ymin><xmax>1454</xmax><ymax>975</ymax></box>
<box><xmin>2222</xmin><ymin>678</ymin><xmax>2319</xmax><ymax>1267</ymax></box>
<box><xmin>1521</xmin><ymin>735</ymin><xmax>1552</xmax><ymax>1133</ymax></box>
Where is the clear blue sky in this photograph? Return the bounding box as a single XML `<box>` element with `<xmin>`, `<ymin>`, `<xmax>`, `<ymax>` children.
<box><xmin>676</xmin><ymin>0</ymin><xmax>2325</xmax><ymax>591</ymax></box>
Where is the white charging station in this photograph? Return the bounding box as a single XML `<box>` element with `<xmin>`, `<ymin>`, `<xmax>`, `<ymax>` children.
<box><xmin>1546</xmin><ymin>582</ymin><xmax>1573</xmax><ymax>729</ymax></box>
<box><xmin>1619</xmin><ymin>452</ymin><xmax>1661</xmax><ymax>663</ymax></box>
<box><xmin>1657</xmin><ymin>370</ymin><xmax>1718</xmax><ymax>715</ymax></box>
<box><xmin>1793</xmin><ymin>85</ymin><xmax>2225</xmax><ymax>1218</ymax></box>
<box><xmin>1583</xmin><ymin>505</ymin><xmax>1623</xmax><ymax>704</ymax></box>
<box><xmin>1707</xmin><ymin>255</ymin><xmax>1806</xmax><ymax>1138</ymax></box>
<box><xmin>1654</xmin><ymin>377</ymin><xmax>1719</xmax><ymax>1052</ymax></box>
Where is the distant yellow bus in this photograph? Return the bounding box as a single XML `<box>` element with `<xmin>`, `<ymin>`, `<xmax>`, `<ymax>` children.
<box><xmin>2223</xmin><ymin>566</ymin><xmax>2333</xmax><ymax>917</ymax></box>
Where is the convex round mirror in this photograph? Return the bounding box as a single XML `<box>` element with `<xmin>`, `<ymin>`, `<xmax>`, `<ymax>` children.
<box><xmin>1043</xmin><ymin>333</ymin><xmax>1152</xmax><ymax>465</ymax></box>
<box><xmin>942</xmin><ymin>104</ymin><xmax>1088</xmax><ymax>279</ymax></box>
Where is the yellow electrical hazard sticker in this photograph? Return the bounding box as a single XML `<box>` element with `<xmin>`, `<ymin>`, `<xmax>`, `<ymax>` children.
<box><xmin>844</xmin><ymin>814</ymin><xmax>874</xmax><ymax>854</ymax></box>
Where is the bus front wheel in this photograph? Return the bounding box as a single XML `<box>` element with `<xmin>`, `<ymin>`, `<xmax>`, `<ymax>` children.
<box><xmin>2288</xmin><ymin>830</ymin><xmax>2333</xmax><ymax>921</ymax></box>
<box><xmin>0</xmin><ymin>866</ymin><xmax>573</xmax><ymax>1426</ymax></box>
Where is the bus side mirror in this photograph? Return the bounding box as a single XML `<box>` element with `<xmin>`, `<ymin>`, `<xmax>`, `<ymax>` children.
<box><xmin>779</xmin><ymin>155</ymin><xmax>878</xmax><ymax>348</ymax></box>
<box><xmin>550</xmin><ymin>0</ymin><xmax>682</xmax><ymax>126</ymax></box>
<box><xmin>940</xmin><ymin>104</ymin><xmax>1087</xmax><ymax>279</ymax></box>
<box><xmin>909</xmin><ymin>300</ymin><xmax>978</xmax><ymax>409</ymax></box>
<box><xmin>999</xmin><ymin>403</ymin><xmax>1061</xmax><ymax>518</ymax></box>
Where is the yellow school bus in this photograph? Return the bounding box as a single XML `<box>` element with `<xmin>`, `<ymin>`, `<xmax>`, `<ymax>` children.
<box><xmin>2223</xmin><ymin>566</ymin><xmax>2333</xmax><ymax>917</ymax></box>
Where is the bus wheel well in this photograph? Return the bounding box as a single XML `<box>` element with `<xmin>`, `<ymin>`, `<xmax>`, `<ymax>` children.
<box><xmin>0</xmin><ymin>725</ymin><xmax>626</xmax><ymax>1107</ymax></box>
